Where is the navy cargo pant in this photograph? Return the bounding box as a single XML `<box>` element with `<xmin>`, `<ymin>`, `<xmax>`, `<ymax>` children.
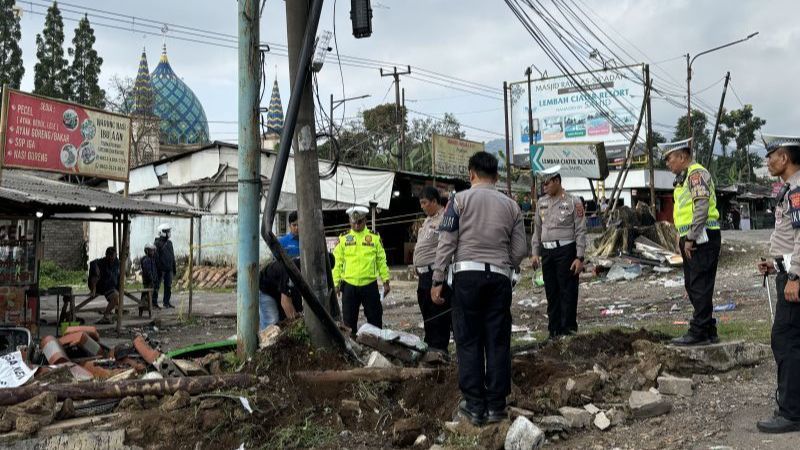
<box><xmin>772</xmin><ymin>270</ymin><xmax>800</xmax><ymax>420</ymax></box>
<box><xmin>679</xmin><ymin>229</ymin><xmax>721</xmax><ymax>339</ymax></box>
<box><xmin>451</xmin><ymin>270</ymin><xmax>512</xmax><ymax>413</ymax></box>
<box><xmin>541</xmin><ymin>242</ymin><xmax>579</xmax><ymax>337</ymax></box>
<box><xmin>417</xmin><ymin>271</ymin><xmax>452</xmax><ymax>352</ymax></box>
<box><xmin>341</xmin><ymin>281</ymin><xmax>382</xmax><ymax>335</ymax></box>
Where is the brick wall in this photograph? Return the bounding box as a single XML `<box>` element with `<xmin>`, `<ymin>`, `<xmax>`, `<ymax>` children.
<box><xmin>41</xmin><ymin>221</ymin><xmax>87</xmax><ymax>270</ymax></box>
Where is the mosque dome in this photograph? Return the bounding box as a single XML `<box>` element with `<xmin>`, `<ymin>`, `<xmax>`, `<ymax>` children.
<box><xmin>147</xmin><ymin>45</ymin><xmax>210</xmax><ymax>145</ymax></box>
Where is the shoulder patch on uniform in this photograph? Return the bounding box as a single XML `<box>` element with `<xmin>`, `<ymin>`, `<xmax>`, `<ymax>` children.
<box><xmin>575</xmin><ymin>200</ymin><xmax>585</xmax><ymax>217</ymax></box>
<box><xmin>789</xmin><ymin>187</ymin><xmax>800</xmax><ymax>229</ymax></box>
<box><xmin>439</xmin><ymin>196</ymin><xmax>460</xmax><ymax>232</ymax></box>
<box><xmin>689</xmin><ymin>172</ymin><xmax>710</xmax><ymax>199</ymax></box>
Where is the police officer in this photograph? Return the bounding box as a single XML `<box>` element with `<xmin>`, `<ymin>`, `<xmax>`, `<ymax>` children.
<box><xmin>413</xmin><ymin>186</ymin><xmax>451</xmax><ymax>353</ymax></box>
<box><xmin>660</xmin><ymin>138</ymin><xmax>721</xmax><ymax>345</ymax></box>
<box><xmin>332</xmin><ymin>206</ymin><xmax>390</xmax><ymax>335</ymax></box>
<box><xmin>756</xmin><ymin>135</ymin><xmax>800</xmax><ymax>433</ymax></box>
<box><xmin>530</xmin><ymin>165</ymin><xmax>587</xmax><ymax>339</ymax></box>
<box><xmin>431</xmin><ymin>151</ymin><xmax>528</xmax><ymax>426</ymax></box>
<box><xmin>153</xmin><ymin>224</ymin><xmax>177</xmax><ymax>309</ymax></box>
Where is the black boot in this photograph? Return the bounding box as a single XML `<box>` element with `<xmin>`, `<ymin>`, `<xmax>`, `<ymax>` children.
<box><xmin>757</xmin><ymin>415</ymin><xmax>800</xmax><ymax>433</ymax></box>
<box><xmin>458</xmin><ymin>400</ymin><xmax>485</xmax><ymax>426</ymax></box>
<box><xmin>671</xmin><ymin>333</ymin><xmax>710</xmax><ymax>346</ymax></box>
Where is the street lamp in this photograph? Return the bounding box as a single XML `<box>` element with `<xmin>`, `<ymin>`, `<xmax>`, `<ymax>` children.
<box><xmin>328</xmin><ymin>93</ymin><xmax>371</xmax><ymax>157</ymax></box>
<box><xmin>686</xmin><ymin>32</ymin><xmax>759</xmax><ymax>140</ymax></box>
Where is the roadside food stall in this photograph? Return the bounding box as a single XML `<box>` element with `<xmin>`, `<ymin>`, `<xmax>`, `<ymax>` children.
<box><xmin>0</xmin><ymin>88</ymin><xmax>197</xmax><ymax>354</ymax></box>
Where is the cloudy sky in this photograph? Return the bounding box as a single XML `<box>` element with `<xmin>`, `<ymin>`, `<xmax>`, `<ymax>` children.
<box><xmin>12</xmin><ymin>0</ymin><xmax>795</xmax><ymax>151</ymax></box>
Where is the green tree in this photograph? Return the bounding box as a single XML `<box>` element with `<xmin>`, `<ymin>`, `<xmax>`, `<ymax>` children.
<box><xmin>650</xmin><ymin>130</ymin><xmax>667</xmax><ymax>169</ymax></box>
<box><xmin>673</xmin><ymin>109</ymin><xmax>712</xmax><ymax>167</ymax></box>
<box><xmin>717</xmin><ymin>105</ymin><xmax>766</xmax><ymax>183</ymax></box>
<box><xmin>0</xmin><ymin>0</ymin><xmax>24</xmax><ymax>90</ymax></box>
<box><xmin>407</xmin><ymin>113</ymin><xmax>465</xmax><ymax>146</ymax></box>
<box><xmin>68</xmin><ymin>15</ymin><xmax>105</xmax><ymax>108</ymax></box>
<box><xmin>33</xmin><ymin>1</ymin><xmax>70</xmax><ymax>99</ymax></box>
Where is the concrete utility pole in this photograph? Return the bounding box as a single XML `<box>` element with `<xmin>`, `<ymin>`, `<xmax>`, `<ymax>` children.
<box><xmin>236</xmin><ymin>0</ymin><xmax>261</xmax><ymax>358</ymax></box>
<box><xmin>380</xmin><ymin>65</ymin><xmax>411</xmax><ymax>170</ymax></box>
<box><xmin>286</xmin><ymin>0</ymin><xmax>335</xmax><ymax>348</ymax></box>
<box><xmin>502</xmin><ymin>81</ymin><xmax>512</xmax><ymax>197</ymax></box>
<box><xmin>708</xmin><ymin>71</ymin><xmax>731</xmax><ymax>168</ymax></box>
<box><xmin>644</xmin><ymin>65</ymin><xmax>656</xmax><ymax>214</ymax></box>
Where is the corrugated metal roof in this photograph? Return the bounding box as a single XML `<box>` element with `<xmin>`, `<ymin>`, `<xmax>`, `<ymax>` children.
<box><xmin>0</xmin><ymin>170</ymin><xmax>196</xmax><ymax>216</ymax></box>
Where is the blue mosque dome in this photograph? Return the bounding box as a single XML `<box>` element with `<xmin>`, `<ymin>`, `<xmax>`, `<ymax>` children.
<box><xmin>145</xmin><ymin>45</ymin><xmax>210</xmax><ymax>145</ymax></box>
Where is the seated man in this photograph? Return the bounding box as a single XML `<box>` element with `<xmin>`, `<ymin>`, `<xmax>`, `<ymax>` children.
<box><xmin>258</xmin><ymin>258</ymin><xmax>302</xmax><ymax>330</ymax></box>
<box><xmin>140</xmin><ymin>244</ymin><xmax>159</xmax><ymax>313</ymax></box>
<box><xmin>89</xmin><ymin>247</ymin><xmax>121</xmax><ymax>324</ymax></box>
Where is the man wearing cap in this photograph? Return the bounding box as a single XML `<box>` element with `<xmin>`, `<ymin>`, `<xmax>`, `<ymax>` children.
<box><xmin>413</xmin><ymin>186</ymin><xmax>451</xmax><ymax>353</ymax></box>
<box><xmin>431</xmin><ymin>151</ymin><xmax>527</xmax><ymax>426</ymax></box>
<box><xmin>332</xmin><ymin>206</ymin><xmax>390</xmax><ymax>335</ymax></box>
<box><xmin>530</xmin><ymin>165</ymin><xmax>587</xmax><ymax>339</ymax></box>
<box><xmin>756</xmin><ymin>135</ymin><xmax>800</xmax><ymax>433</ymax></box>
<box><xmin>661</xmin><ymin>138</ymin><xmax>721</xmax><ymax>345</ymax></box>
<box><xmin>153</xmin><ymin>224</ymin><xmax>177</xmax><ymax>309</ymax></box>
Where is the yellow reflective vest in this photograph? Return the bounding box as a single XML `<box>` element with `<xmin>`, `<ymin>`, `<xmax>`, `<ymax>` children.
<box><xmin>673</xmin><ymin>162</ymin><xmax>720</xmax><ymax>237</ymax></box>
<box><xmin>332</xmin><ymin>228</ymin><xmax>390</xmax><ymax>287</ymax></box>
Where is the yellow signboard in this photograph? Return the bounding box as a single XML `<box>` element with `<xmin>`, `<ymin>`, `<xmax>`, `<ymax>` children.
<box><xmin>432</xmin><ymin>134</ymin><xmax>484</xmax><ymax>178</ymax></box>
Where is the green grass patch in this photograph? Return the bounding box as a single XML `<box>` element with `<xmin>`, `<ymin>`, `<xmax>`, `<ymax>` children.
<box><xmin>285</xmin><ymin>320</ymin><xmax>311</xmax><ymax>345</ymax></box>
<box><xmin>268</xmin><ymin>417</ymin><xmax>336</xmax><ymax>449</ymax></box>
<box><xmin>446</xmin><ymin>433</ymin><xmax>480</xmax><ymax>448</ymax></box>
<box><xmin>38</xmin><ymin>260</ymin><xmax>86</xmax><ymax>290</ymax></box>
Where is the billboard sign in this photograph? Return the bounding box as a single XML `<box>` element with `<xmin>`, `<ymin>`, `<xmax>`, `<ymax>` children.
<box><xmin>0</xmin><ymin>88</ymin><xmax>131</xmax><ymax>181</ymax></box>
<box><xmin>529</xmin><ymin>141</ymin><xmax>609</xmax><ymax>180</ymax></box>
<box><xmin>510</xmin><ymin>67</ymin><xmax>643</xmax><ymax>167</ymax></box>
<box><xmin>432</xmin><ymin>134</ymin><xmax>484</xmax><ymax>178</ymax></box>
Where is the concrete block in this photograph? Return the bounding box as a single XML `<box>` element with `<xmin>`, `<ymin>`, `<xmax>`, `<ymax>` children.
<box><xmin>657</xmin><ymin>374</ymin><xmax>693</xmax><ymax>396</ymax></box>
<box><xmin>558</xmin><ymin>406</ymin><xmax>592</xmax><ymax>429</ymax></box>
<box><xmin>629</xmin><ymin>390</ymin><xmax>672</xmax><ymax>419</ymax></box>
<box><xmin>505</xmin><ymin>416</ymin><xmax>544</xmax><ymax>450</ymax></box>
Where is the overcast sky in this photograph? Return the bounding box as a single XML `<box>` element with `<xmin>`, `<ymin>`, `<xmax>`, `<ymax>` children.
<box><xmin>13</xmin><ymin>0</ymin><xmax>796</xmax><ymax>151</ymax></box>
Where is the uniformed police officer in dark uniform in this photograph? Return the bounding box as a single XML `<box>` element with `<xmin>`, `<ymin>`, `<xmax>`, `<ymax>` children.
<box><xmin>757</xmin><ymin>135</ymin><xmax>800</xmax><ymax>433</ymax></box>
<box><xmin>530</xmin><ymin>165</ymin><xmax>587</xmax><ymax>339</ymax></box>
<box><xmin>431</xmin><ymin>151</ymin><xmax>528</xmax><ymax>426</ymax></box>
<box><xmin>661</xmin><ymin>138</ymin><xmax>722</xmax><ymax>346</ymax></box>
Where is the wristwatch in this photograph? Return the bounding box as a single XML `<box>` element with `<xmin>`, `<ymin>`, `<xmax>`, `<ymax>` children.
<box><xmin>789</xmin><ymin>273</ymin><xmax>800</xmax><ymax>282</ymax></box>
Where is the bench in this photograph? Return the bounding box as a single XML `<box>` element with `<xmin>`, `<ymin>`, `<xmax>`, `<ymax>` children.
<box><xmin>58</xmin><ymin>287</ymin><xmax>155</xmax><ymax>325</ymax></box>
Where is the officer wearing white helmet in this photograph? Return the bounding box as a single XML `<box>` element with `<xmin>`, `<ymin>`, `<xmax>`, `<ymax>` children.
<box><xmin>153</xmin><ymin>224</ymin><xmax>176</xmax><ymax>309</ymax></box>
<box><xmin>332</xmin><ymin>205</ymin><xmax>390</xmax><ymax>335</ymax></box>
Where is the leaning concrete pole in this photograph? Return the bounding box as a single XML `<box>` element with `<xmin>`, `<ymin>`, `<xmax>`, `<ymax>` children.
<box><xmin>285</xmin><ymin>0</ymin><xmax>335</xmax><ymax>349</ymax></box>
<box><xmin>237</xmin><ymin>0</ymin><xmax>261</xmax><ymax>358</ymax></box>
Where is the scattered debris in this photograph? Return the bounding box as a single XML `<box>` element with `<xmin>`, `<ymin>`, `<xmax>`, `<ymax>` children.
<box><xmin>593</xmin><ymin>411</ymin><xmax>611</xmax><ymax>431</ymax></box>
<box><xmin>606</xmin><ymin>263</ymin><xmax>643</xmax><ymax>282</ymax></box>
<box><xmin>366</xmin><ymin>351</ymin><xmax>394</xmax><ymax>369</ymax></box>
<box><xmin>258</xmin><ymin>325</ymin><xmax>281</xmax><ymax>349</ymax></box>
<box><xmin>505</xmin><ymin>416</ymin><xmax>544</xmax><ymax>450</ymax></box>
<box><xmin>629</xmin><ymin>390</ymin><xmax>673</xmax><ymax>419</ymax></box>
<box><xmin>558</xmin><ymin>406</ymin><xmax>592</xmax><ymax>429</ymax></box>
<box><xmin>713</xmin><ymin>302</ymin><xmax>736</xmax><ymax>312</ymax></box>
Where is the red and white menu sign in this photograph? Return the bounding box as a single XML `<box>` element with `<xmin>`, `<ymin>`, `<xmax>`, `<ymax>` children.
<box><xmin>1</xmin><ymin>88</ymin><xmax>131</xmax><ymax>181</ymax></box>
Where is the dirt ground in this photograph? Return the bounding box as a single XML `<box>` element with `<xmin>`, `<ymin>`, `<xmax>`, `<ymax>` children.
<box><xmin>89</xmin><ymin>229</ymin><xmax>798</xmax><ymax>449</ymax></box>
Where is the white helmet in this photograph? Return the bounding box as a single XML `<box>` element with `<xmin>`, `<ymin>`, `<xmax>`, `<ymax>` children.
<box><xmin>157</xmin><ymin>223</ymin><xmax>171</xmax><ymax>237</ymax></box>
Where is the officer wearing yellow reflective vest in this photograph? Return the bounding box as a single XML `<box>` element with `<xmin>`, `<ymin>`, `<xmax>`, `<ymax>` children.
<box><xmin>661</xmin><ymin>138</ymin><xmax>721</xmax><ymax>346</ymax></box>
<box><xmin>333</xmin><ymin>206</ymin><xmax>391</xmax><ymax>335</ymax></box>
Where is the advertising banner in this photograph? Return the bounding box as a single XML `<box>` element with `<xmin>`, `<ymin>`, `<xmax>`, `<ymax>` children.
<box><xmin>529</xmin><ymin>142</ymin><xmax>609</xmax><ymax>180</ymax></box>
<box><xmin>509</xmin><ymin>67</ymin><xmax>644</xmax><ymax>166</ymax></box>
<box><xmin>432</xmin><ymin>134</ymin><xmax>484</xmax><ymax>178</ymax></box>
<box><xmin>1</xmin><ymin>88</ymin><xmax>131</xmax><ymax>181</ymax></box>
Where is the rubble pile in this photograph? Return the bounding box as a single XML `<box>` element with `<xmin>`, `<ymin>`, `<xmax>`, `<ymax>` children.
<box><xmin>591</xmin><ymin>206</ymin><xmax>681</xmax><ymax>265</ymax></box>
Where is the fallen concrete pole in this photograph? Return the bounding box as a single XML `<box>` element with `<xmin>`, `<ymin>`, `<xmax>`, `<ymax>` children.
<box><xmin>294</xmin><ymin>368</ymin><xmax>435</xmax><ymax>384</ymax></box>
<box><xmin>0</xmin><ymin>374</ymin><xmax>258</xmax><ymax>406</ymax></box>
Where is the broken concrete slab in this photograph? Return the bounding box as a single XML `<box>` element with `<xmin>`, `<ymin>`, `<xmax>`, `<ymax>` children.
<box><xmin>606</xmin><ymin>407</ymin><xmax>625</xmax><ymax>426</ymax></box>
<box><xmin>657</xmin><ymin>374</ymin><xmax>693</xmax><ymax>396</ymax></box>
<box><xmin>558</xmin><ymin>406</ymin><xmax>592</xmax><ymax>429</ymax></box>
<box><xmin>593</xmin><ymin>411</ymin><xmax>611</xmax><ymax>430</ymax></box>
<box><xmin>632</xmin><ymin>339</ymin><xmax>771</xmax><ymax>374</ymax></box>
<box><xmin>508</xmin><ymin>406</ymin><xmax>535</xmax><ymax>419</ymax></box>
<box><xmin>583</xmin><ymin>403</ymin><xmax>600</xmax><ymax>415</ymax></box>
<box><xmin>505</xmin><ymin>416</ymin><xmax>544</xmax><ymax>450</ymax></box>
<box><xmin>629</xmin><ymin>390</ymin><xmax>672</xmax><ymax>419</ymax></box>
<box><xmin>366</xmin><ymin>351</ymin><xmax>394</xmax><ymax>369</ymax></box>
<box><xmin>356</xmin><ymin>334</ymin><xmax>421</xmax><ymax>363</ymax></box>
